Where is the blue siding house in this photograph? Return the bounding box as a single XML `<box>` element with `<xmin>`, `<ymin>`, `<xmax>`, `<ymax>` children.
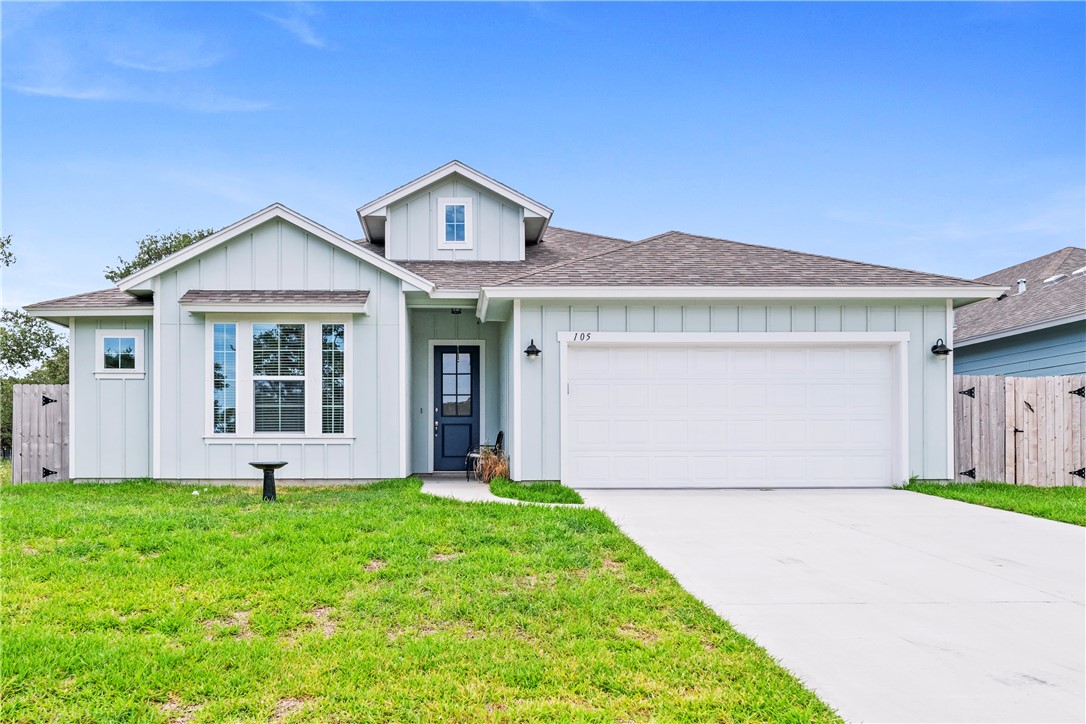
<box><xmin>954</xmin><ymin>247</ymin><xmax>1086</xmax><ymax>377</ymax></box>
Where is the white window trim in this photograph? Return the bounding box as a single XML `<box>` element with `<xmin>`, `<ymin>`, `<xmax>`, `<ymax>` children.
<box><xmin>94</xmin><ymin>329</ymin><xmax>145</xmax><ymax>379</ymax></box>
<box><xmin>437</xmin><ymin>197</ymin><xmax>473</xmax><ymax>250</ymax></box>
<box><xmin>204</xmin><ymin>316</ymin><xmax>353</xmax><ymax>439</ymax></box>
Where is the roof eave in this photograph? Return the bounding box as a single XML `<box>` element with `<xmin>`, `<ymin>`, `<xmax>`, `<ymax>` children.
<box><xmin>954</xmin><ymin>311</ymin><xmax>1086</xmax><ymax>348</ymax></box>
<box><xmin>477</xmin><ymin>285</ymin><xmax>1007</xmax><ymax>322</ymax></box>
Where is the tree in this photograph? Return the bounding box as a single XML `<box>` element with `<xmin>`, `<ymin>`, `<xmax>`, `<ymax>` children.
<box><xmin>1</xmin><ymin>310</ymin><xmax>63</xmax><ymax>378</ymax></box>
<box><xmin>0</xmin><ymin>234</ymin><xmax>13</xmax><ymax>267</ymax></box>
<box><xmin>104</xmin><ymin>228</ymin><xmax>215</xmax><ymax>283</ymax></box>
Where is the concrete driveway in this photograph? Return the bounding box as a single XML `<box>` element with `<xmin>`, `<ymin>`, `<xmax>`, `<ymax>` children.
<box><xmin>580</xmin><ymin>489</ymin><xmax>1086</xmax><ymax>724</ymax></box>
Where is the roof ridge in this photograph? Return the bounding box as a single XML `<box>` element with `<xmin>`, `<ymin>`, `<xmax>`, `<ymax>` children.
<box><xmin>977</xmin><ymin>247</ymin><xmax>1082</xmax><ymax>283</ymax></box>
<box><xmin>1040</xmin><ymin>246</ymin><xmax>1078</xmax><ymax>279</ymax></box>
<box><xmin>546</xmin><ymin>225</ymin><xmax>633</xmax><ymax>245</ymax></box>
<box><xmin>646</xmin><ymin>230</ymin><xmax>992</xmax><ymax>287</ymax></box>
<box><xmin>491</xmin><ymin>233</ymin><xmax>641</xmax><ymax>286</ymax></box>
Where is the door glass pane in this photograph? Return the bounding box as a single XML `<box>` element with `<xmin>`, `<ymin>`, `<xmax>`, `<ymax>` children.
<box><xmin>442</xmin><ymin>374</ymin><xmax>457</xmax><ymax>395</ymax></box>
<box><xmin>457</xmin><ymin>396</ymin><xmax>472</xmax><ymax>416</ymax></box>
<box><xmin>442</xmin><ymin>353</ymin><xmax>457</xmax><ymax>373</ymax></box>
<box><xmin>442</xmin><ymin>395</ymin><xmax>459</xmax><ymax>416</ymax></box>
<box><xmin>457</xmin><ymin>354</ymin><xmax>470</xmax><ymax>373</ymax></box>
<box><xmin>456</xmin><ymin>376</ymin><xmax>471</xmax><ymax>395</ymax></box>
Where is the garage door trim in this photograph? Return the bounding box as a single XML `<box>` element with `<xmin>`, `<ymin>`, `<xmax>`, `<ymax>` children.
<box><xmin>558</xmin><ymin>331</ymin><xmax>910</xmax><ymax>488</ymax></box>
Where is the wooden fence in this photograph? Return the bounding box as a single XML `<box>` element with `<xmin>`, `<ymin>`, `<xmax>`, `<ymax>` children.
<box><xmin>954</xmin><ymin>375</ymin><xmax>1085</xmax><ymax>486</ymax></box>
<box><xmin>11</xmin><ymin>384</ymin><xmax>69</xmax><ymax>484</ymax></box>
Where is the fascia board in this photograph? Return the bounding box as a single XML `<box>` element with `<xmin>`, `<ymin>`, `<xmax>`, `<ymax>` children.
<box><xmin>954</xmin><ymin>312</ymin><xmax>1086</xmax><ymax>347</ymax></box>
<box><xmin>117</xmin><ymin>203</ymin><xmax>434</xmax><ymax>294</ymax></box>
<box><xmin>25</xmin><ymin>307</ymin><xmax>152</xmax><ymax>321</ymax></box>
<box><xmin>479</xmin><ymin>285</ymin><xmax>1007</xmax><ymax>303</ymax></box>
<box><xmin>181</xmin><ymin>303</ymin><xmax>369</xmax><ymax>316</ymax></box>
<box><xmin>355</xmin><ymin>161</ymin><xmax>553</xmax><ymax>222</ymax></box>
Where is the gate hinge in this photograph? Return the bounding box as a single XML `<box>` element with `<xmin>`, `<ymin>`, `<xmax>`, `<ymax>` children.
<box><xmin>1071</xmin><ymin>387</ymin><xmax>1085</xmax><ymax>398</ymax></box>
<box><xmin>42</xmin><ymin>395</ymin><xmax>57</xmax><ymax>406</ymax></box>
<box><xmin>1071</xmin><ymin>468</ymin><xmax>1086</xmax><ymax>479</ymax></box>
<box><xmin>958</xmin><ymin>387</ymin><xmax>976</xmax><ymax>398</ymax></box>
<box><xmin>42</xmin><ymin>467</ymin><xmax>57</xmax><ymax>478</ymax></box>
<box><xmin>960</xmin><ymin>468</ymin><xmax>976</xmax><ymax>479</ymax></box>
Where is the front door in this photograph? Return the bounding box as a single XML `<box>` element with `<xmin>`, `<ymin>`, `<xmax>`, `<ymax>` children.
<box><xmin>433</xmin><ymin>345</ymin><xmax>480</xmax><ymax>471</ymax></box>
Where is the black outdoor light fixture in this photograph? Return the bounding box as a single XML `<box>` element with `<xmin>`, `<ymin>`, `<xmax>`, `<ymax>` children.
<box><xmin>524</xmin><ymin>339</ymin><xmax>541</xmax><ymax>358</ymax></box>
<box><xmin>930</xmin><ymin>338</ymin><xmax>952</xmax><ymax>356</ymax></box>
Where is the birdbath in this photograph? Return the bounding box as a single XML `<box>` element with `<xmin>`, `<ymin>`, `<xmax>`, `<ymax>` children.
<box><xmin>249</xmin><ymin>461</ymin><xmax>288</xmax><ymax>502</ymax></box>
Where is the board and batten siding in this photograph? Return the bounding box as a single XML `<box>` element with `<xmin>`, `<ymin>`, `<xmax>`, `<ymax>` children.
<box><xmin>954</xmin><ymin>321</ymin><xmax>1086</xmax><ymax>377</ymax></box>
<box><xmin>407</xmin><ymin>309</ymin><xmax>506</xmax><ymax>473</ymax></box>
<box><xmin>517</xmin><ymin>301</ymin><xmax>952</xmax><ymax>482</ymax></box>
<box><xmin>386</xmin><ymin>178</ymin><xmax>524</xmax><ymax>262</ymax></box>
<box><xmin>156</xmin><ymin>217</ymin><xmax>405</xmax><ymax>481</ymax></box>
<box><xmin>70</xmin><ymin>316</ymin><xmax>153</xmax><ymax>480</ymax></box>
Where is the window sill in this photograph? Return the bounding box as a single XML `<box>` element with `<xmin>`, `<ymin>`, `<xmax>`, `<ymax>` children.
<box><xmin>202</xmin><ymin>435</ymin><xmax>356</xmax><ymax>442</ymax></box>
<box><xmin>95</xmin><ymin>372</ymin><xmax>146</xmax><ymax>380</ymax></box>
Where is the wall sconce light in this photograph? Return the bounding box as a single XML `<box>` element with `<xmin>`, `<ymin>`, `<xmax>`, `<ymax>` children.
<box><xmin>930</xmin><ymin>338</ymin><xmax>952</xmax><ymax>356</ymax></box>
<box><xmin>524</xmin><ymin>339</ymin><xmax>541</xmax><ymax>358</ymax></box>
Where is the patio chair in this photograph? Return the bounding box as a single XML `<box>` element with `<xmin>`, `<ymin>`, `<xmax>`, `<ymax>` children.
<box><xmin>465</xmin><ymin>431</ymin><xmax>504</xmax><ymax>481</ymax></box>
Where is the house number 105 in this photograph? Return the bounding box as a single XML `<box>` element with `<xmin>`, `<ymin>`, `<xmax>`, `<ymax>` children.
<box><xmin>572</xmin><ymin>332</ymin><xmax>592</xmax><ymax>341</ymax></box>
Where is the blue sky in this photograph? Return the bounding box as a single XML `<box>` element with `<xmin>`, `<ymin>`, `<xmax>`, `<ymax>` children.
<box><xmin>2</xmin><ymin>2</ymin><xmax>1083</xmax><ymax>310</ymax></box>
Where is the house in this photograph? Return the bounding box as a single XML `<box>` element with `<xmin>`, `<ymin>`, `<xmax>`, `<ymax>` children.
<box><xmin>953</xmin><ymin>247</ymin><xmax>1086</xmax><ymax>377</ymax></box>
<box><xmin>25</xmin><ymin>161</ymin><xmax>1004</xmax><ymax>488</ymax></box>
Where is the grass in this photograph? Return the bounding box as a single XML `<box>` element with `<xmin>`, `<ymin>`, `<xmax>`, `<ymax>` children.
<box><xmin>489</xmin><ymin>478</ymin><xmax>584</xmax><ymax>505</ymax></box>
<box><xmin>905</xmin><ymin>480</ymin><xmax>1086</xmax><ymax>526</ymax></box>
<box><xmin>1</xmin><ymin>477</ymin><xmax>838</xmax><ymax>723</ymax></box>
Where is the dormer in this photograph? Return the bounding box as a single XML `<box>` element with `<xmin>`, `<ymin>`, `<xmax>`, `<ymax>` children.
<box><xmin>356</xmin><ymin>161</ymin><xmax>553</xmax><ymax>262</ymax></box>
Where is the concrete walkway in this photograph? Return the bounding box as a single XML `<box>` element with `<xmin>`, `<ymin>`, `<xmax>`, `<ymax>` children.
<box><xmin>419</xmin><ymin>476</ymin><xmax>581</xmax><ymax>507</ymax></box>
<box><xmin>579</xmin><ymin>488</ymin><xmax>1086</xmax><ymax>724</ymax></box>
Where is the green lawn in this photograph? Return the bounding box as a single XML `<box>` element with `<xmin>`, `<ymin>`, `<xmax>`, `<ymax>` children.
<box><xmin>905</xmin><ymin>480</ymin><xmax>1086</xmax><ymax>526</ymax></box>
<box><xmin>1</xmin><ymin>477</ymin><xmax>838</xmax><ymax>723</ymax></box>
<box><xmin>489</xmin><ymin>478</ymin><xmax>584</xmax><ymax>505</ymax></box>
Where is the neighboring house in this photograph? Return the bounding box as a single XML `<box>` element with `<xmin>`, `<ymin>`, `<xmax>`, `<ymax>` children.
<box><xmin>953</xmin><ymin>247</ymin><xmax>1086</xmax><ymax>377</ymax></box>
<box><xmin>25</xmin><ymin>161</ymin><xmax>1003</xmax><ymax>488</ymax></box>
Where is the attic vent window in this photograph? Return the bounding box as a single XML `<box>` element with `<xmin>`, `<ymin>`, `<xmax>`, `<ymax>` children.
<box><xmin>437</xmin><ymin>197</ymin><xmax>473</xmax><ymax>250</ymax></box>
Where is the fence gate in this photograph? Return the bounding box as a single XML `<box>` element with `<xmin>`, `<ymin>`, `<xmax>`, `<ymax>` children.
<box><xmin>954</xmin><ymin>375</ymin><xmax>1085</xmax><ymax>486</ymax></box>
<box><xmin>12</xmin><ymin>384</ymin><xmax>70</xmax><ymax>484</ymax></box>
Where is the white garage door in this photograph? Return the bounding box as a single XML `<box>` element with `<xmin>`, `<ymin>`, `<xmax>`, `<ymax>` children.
<box><xmin>564</xmin><ymin>343</ymin><xmax>899</xmax><ymax>488</ymax></box>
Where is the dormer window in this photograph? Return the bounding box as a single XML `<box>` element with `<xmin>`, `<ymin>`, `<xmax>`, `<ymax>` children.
<box><xmin>437</xmin><ymin>197</ymin><xmax>473</xmax><ymax>250</ymax></box>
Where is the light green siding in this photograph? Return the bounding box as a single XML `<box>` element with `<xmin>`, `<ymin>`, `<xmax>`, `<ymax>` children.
<box><xmin>407</xmin><ymin>308</ymin><xmax>505</xmax><ymax>474</ymax></box>
<box><xmin>154</xmin><ymin>218</ymin><xmax>406</xmax><ymax>481</ymax></box>
<box><xmin>70</xmin><ymin>316</ymin><xmax>152</xmax><ymax>480</ymax></box>
<box><xmin>386</xmin><ymin>178</ymin><xmax>524</xmax><ymax>262</ymax></box>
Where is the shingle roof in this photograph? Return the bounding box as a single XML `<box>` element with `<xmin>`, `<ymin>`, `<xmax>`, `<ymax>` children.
<box><xmin>178</xmin><ymin>290</ymin><xmax>369</xmax><ymax>305</ymax></box>
<box><xmin>377</xmin><ymin>227</ymin><xmax>632</xmax><ymax>290</ymax></box>
<box><xmin>495</xmin><ymin>231</ymin><xmax>994</xmax><ymax>288</ymax></box>
<box><xmin>954</xmin><ymin>247</ymin><xmax>1086</xmax><ymax>342</ymax></box>
<box><xmin>23</xmin><ymin>288</ymin><xmax>152</xmax><ymax>310</ymax></box>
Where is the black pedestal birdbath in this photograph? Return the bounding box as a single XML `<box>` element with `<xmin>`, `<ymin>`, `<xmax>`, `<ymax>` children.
<box><xmin>249</xmin><ymin>461</ymin><xmax>288</xmax><ymax>501</ymax></box>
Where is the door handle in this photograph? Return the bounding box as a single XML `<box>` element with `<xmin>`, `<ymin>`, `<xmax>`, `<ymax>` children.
<box><xmin>434</xmin><ymin>419</ymin><xmax>439</xmax><ymax>436</ymax></box>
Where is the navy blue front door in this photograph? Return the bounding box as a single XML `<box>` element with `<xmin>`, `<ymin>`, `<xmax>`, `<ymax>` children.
<box><xmin>433</xmin><ymin>345</ymin><xmax>480</xmax><ymax>471</ymax></box>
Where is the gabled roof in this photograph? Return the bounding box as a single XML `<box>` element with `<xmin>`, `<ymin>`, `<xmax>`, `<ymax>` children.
<box><xmin>115</xmin><ymin>203</ymin><xmax>434</xmax><ymax>294</ymax></box>
<box><xmin>355</xmin><ymin>161</ymin><xmax>554</xmax><ymax>243</ymax></box>
<box><xmin>955</xmin><ymin>247</ymin><xmax>1086</xmax><ymax>344</ymax></box>
<box><xmin>394</xmin><ymin>227</ymin><xmax>631</xmax><ymax>291</ymax></box>
<box><xmin>494</xmin><ymin>230</ymin><xmax>999</xmax><ymax>288</ymax></box>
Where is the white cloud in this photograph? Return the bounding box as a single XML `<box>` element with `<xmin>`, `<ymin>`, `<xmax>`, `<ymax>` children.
<box><xmin>259</xmin><ymin>4</ymin><xmax>330</xmax><ymax>50</ymax></box>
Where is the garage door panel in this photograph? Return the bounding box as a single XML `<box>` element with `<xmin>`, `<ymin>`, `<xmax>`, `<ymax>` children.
<box><xmin>566</xmin><ymin>344</ymin><xmax>897</xmax><ymax>489</ymax></box>
<box><xmin>732</xmin><ymin>384</ymin><xmax>767</xmax><ymax>407</ymax></box>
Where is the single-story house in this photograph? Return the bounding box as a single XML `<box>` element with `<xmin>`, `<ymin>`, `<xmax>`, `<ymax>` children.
<box><xmin>25</xmin><ymin>161</ymin><xmax>1004</xmax><ymax>488</ymax></box>
<box><xmin>953</xmin><ymin>247</ymin><xmax>1086</xmax><ymax>377</ymax></box>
